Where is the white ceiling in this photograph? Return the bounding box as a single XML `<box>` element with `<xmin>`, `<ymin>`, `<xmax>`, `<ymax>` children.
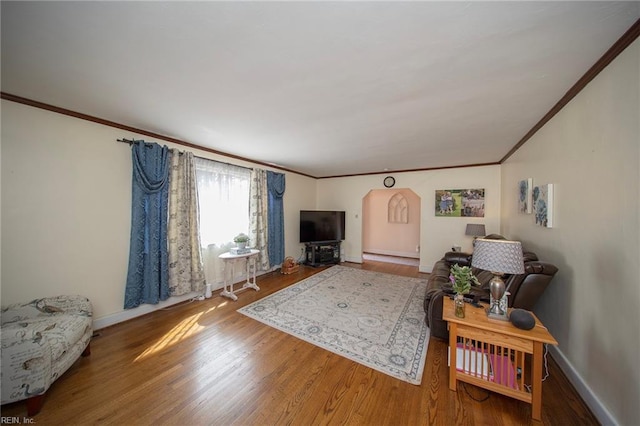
<box><xmin>2</xmin><ymin>2</ymin><xmax>638</xmax><ymax>178</ymax></box>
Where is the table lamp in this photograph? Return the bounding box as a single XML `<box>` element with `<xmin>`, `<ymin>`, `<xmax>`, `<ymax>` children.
<box><xmin>465</xmin><ymin>224</ymin><xmax>486</xmax><ymax>246</ymax></box>
<box><xmin>471</xmin><ymin>238</ymin><xmax>525</xmax><ymax>320</ymax></box>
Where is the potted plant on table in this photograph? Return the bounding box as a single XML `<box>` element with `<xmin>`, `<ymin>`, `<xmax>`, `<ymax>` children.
<box><xmin>449</xmin><ymin>264</ymin><xmax>479</xmax><ymax>318</ymax></box>
<box><xmin>233</xmin><ymin>233</ymin><xmax>250</xmax><ymax>250</ymax></box>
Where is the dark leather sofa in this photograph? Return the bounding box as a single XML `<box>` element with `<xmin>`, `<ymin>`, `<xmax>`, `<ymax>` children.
<box><xmin>424</xmin><ymin>235</ymin><xmax>558</xmax><ymax>340</ymax></box>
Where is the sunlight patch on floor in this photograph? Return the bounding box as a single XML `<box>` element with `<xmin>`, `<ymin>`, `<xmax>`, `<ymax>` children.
<box><xmin>135</xmin><ymin>304</ymin><xmax>221</xmax><ymax>362</ymax></box>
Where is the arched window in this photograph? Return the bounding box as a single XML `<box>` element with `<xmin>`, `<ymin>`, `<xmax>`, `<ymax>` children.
<box><xmin>388</xmin><ymin>192</ymin><xmax>408</xmax><ymax>223</ymax></box>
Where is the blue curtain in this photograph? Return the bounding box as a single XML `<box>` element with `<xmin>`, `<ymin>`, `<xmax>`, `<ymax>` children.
<box><xmin>124</xmin><ymin>141</ymin><xmax>171</xmax><ymax>309</ymax></box>
<box><xmin>266</xmin><ymin>171</ymin><xmax>285</xmax><ymax>266</ymax></box>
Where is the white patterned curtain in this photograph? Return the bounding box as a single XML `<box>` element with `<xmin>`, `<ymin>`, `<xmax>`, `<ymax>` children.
<box><xmin>195</xmin><ymin>157</ymin><xmax>251</xmax><ymax>289</ymax></box>
<box><xmin>250</xmin><ymin>168</ymin><xmax>270</xmax><ymax>271</ymax></box>
<box><xmin>168</xmin><ymin>150</ymin><xmax>205</xmax><ymax>296</ymax></box>
<box><xmin>201</xmin><ymin>242</ymin><xmax>235</xmax><ymax>290</ymax></box>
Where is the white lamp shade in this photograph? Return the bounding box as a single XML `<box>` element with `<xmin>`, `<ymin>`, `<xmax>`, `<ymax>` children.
<box><xmin>471</xmin><ymin>239</ymin><xmax>525</xmax><ymax>274</ymax></box>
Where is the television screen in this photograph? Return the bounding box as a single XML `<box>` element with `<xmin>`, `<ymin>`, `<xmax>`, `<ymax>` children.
<box><xmin>300</xmin><ymin>210</ymin><xmax>345</xmax><ymax>243</ymax></box>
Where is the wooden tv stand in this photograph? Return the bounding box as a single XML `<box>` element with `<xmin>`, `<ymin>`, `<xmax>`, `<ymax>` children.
<box><xmin>304</xmin><ymin>241</ymin><xmax>341</xmax><ymax>266</ymax></box>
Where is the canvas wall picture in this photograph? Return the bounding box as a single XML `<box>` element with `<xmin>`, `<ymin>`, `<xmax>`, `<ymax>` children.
<box><xmin>518</xmin><ymin>178</ymin><xmax>533</xmax><ymax>214</ymax></box>
<box><xmin>435</xmin><ymin>189</ymin><xmax>485</xmax><ymax>217</ymax></box>
<box><xmin>532</xmin><ymin>184</ymin><xmax>553</xmax><ymax>227</ymax></box>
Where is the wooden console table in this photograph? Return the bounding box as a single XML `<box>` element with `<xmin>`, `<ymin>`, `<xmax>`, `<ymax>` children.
<box><xmin>218</xmin><ymin>249</ymin><xmax>260</xmax><ymax>301</ymax></box>
<box><xmin>443</xmin><ymin>297</ymin><xmax>557</xmax><ymax>420</ymax></box>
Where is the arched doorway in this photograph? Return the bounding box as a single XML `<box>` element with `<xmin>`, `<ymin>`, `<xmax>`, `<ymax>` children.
<box><xmin>362</xmin><ymin>188</ymin><xmax>421</xmax><ymax>266</ymax></box>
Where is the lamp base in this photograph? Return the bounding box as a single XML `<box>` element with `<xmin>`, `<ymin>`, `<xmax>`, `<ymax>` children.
<box><xmin>486</xmin><ymin>293</ymin><xmax>509</xmax><ymax>321</ymax></box>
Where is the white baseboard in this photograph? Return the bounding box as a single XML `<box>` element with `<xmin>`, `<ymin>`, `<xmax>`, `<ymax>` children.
<box><xmin>93</xmin><ymin>271</ymin><xmax>273</xmax><ymax>331</ymax></box>
<box><xmin>548</xmin><ymin>345</ymin><xmax>616</xmax><ymax>425</ymax></box>
<box><xmin>93</xmin><ymin>292</ymin><xmax>201</xmax><ymax>330</ymax></box>
<box><xmin>363</xmin><ymin>249</ymin><xmax>419</xmax><ymax>259</ymax></box>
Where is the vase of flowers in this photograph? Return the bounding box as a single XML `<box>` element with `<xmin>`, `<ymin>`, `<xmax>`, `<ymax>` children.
<box><xmin>233</xmin><ymin>233</ymin><xmax>249</xmax><ymax>250</ymax></box>
<box><xmin>449</xmin><ymin>264</ymin><xmax>479</xmax><ymax>318</ymax></box>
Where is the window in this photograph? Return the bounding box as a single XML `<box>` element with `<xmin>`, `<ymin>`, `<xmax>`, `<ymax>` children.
<box><xmin>388</xmin><ymin>192</ymin><xmax>408</xmax><ymax>223</ymax></box>
<box><xmin>194</xmin><ymin>157</ymin><xmax>251</xmax><ymax>247</ymax></box>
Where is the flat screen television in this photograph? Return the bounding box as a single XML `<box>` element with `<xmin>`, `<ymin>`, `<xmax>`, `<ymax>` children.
<box><xmin>300</xmin><ymin>210</ymin><xmax>346</xmax><ymax>243</ymax></box>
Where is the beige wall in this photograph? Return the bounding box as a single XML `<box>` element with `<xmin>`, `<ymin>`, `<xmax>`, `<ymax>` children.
<box><xmin>316</xmin><ymin>166</ymin><xmax>501</xmax><ymax>272</ymax></box>
<box><xmin>500</xmin><ymin>40</ymin><xmax>639</xmax><ymax>425</ymax></box>
<box><xmin>1</xmin><ymin>100</ymin><xmax>317</xmax><ymax>328</ymax></box>
<box><xmin>362</xmin><ymin>188</ymin><xmax>420</xmax><ymax>258</ymax></box>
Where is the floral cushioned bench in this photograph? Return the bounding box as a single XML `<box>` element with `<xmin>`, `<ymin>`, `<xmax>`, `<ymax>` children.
<box><xmin>1</xmin><ymin>295</ymin><xmax>93</xmax><ymax>415</ymax></box>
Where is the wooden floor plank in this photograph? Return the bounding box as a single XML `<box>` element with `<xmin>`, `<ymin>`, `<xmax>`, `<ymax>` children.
<box><xmin>1</xmin><ymin>261</ymin><xmax>599</xmax><ymax>425</ymax></box>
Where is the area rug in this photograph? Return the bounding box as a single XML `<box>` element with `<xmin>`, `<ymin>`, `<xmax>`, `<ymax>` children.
<box><xmin>238</xmin><ymin>265</ymin><xmax>430</xmax><ymax>384</ymax></box>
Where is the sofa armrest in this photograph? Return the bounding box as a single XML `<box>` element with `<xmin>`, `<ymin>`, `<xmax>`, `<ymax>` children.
<box><xmin>523</xmin><ymin>261</ymin><xmax>557</xmax><ymax>276</ymax></box>
<box><xmin>425</xmin><ymin>291</ymin><xmax>449</xmax><ymax>340</ymax></box>
<box><xmin>509</xmin><ymin>262</ymin><xmax>558</xmax><ymax>310</ymax></box>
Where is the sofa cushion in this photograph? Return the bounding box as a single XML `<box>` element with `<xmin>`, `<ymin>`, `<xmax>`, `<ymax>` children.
<box><xmin>2</xmin><ymin>315</ymin><xmax>92</xmax><ymax>362</ymax></box>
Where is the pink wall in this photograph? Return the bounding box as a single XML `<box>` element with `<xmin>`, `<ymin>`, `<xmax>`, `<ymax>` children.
<box><xmin>362</xmin><ymin>189</ymin><xmax>420</xmax><ymax>258</ymax></box>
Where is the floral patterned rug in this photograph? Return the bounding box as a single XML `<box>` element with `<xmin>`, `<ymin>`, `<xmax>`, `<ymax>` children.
<box><xmin>238</xmin><ymin>265</ymin><xmax>430</xmax><ymax>384</ymax></box>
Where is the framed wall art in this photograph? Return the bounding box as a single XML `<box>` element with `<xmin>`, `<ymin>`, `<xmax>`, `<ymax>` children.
<box><xmin>518</xmin><ymin>178</ymin><xmax>533</xmax><ymax>214</ymax></box>
<box><xmin>532</xmin><ymin>184</ymin><xmax>553</xmax><ymax>227</ymax></box>
<box><xmin>435</xmin><ymin>188</ymin><xmax>485</xmax><ymax>217</ymax></box>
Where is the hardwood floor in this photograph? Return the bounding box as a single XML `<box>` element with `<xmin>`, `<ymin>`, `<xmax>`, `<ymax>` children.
<box><xmin>1</xmin><ymin>261</ymin><xmax>598</xmax><ymax>425</ymax></box>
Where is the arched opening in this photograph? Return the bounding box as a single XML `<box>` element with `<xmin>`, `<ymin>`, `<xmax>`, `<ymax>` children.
<box><xmin>362</xmin><ymin>188</ymin><xmax>420</xmax><ymax>266</ymax></box>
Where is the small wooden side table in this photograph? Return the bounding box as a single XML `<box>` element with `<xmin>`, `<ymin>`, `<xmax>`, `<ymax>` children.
<box><xmin>442</xmin><ymin>297</ymin><xmax>557</xmax><ymax>420</ymax></box>
<box><xmin>218</xmin><ymin>249</ymin><xmax>260</xmax><ymax>301</ymax></box>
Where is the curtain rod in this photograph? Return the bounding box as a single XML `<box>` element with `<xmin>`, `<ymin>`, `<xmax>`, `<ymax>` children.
<box><xmin>117</xmin><ymin>138</ymin><xmax>253</xmax><ymax>170</ymax></box>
